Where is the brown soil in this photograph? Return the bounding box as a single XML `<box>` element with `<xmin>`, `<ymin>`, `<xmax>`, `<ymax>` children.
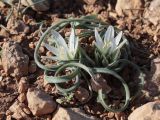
<box><xmin>0</xmin><ymin>0</ymin><xmax>160</xmax><ymax>120</ymax></box>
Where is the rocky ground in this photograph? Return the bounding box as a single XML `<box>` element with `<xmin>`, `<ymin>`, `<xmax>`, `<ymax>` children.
<box><xmin>0</xmin><ymin>0</ymin><xmax>160</xmax><ymax>120</ymax></box>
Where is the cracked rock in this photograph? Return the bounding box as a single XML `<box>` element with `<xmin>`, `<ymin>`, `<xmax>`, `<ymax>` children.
<box><xmin>2</xmin><ymin>42</ymin><xmax>29</xmax><ymax>78</ymax></box>
<box><xmin>9</xmin><ymin>100</ymin><xmax>31</xmax><ymax>120</ymax></box>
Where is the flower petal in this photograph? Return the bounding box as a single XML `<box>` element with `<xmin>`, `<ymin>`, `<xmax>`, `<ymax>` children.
<box><xmin>44</xmin><ymin>43</ymin><xmax>59</xmax><ymax>56</ymax></box>
<box><xmin>109</xmin><ymin>41</ymin><xmax>116</xmax><ymax>54</ymax></box>
<box><xmin>104</xmin><ymin>25</ymin><xmax>114</xmax><ymax>42</ymax></box>
<box><xmin>51</xmin><ymin>30</ymin><xmax>68</xmax><ymax>51</ymax></box>
<box><xmin>95</xmin><ymin>28</ymin><xmax>103</xmax><ymax>48</ymax></box>
<box><xmin>58</xmin><ymin>47</ymin><xmax>68</xmax><ymax>60</ymax></box>
<box><xmin>69</xmin><ymin>28</ymin><xmax>78</xmax><ymax>53</ymax></box>
<box><xmin>74</xmin><ymin>37</ymin><xmax>79</xmax><ymax>54</ymax></box>
<box><xmin>114</xmin><ymin>31</ymin><xmax>122</xmax><ymax>46</ymax></box>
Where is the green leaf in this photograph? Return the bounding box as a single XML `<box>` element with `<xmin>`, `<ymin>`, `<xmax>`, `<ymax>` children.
<box><xmin>44</xmin><ymin>68</ymin><xmax>79</xmax><ymax>83</ymax></box>
<box><xmin>81</xmin><ymin>15</ymin><xmax>98</xmax><ymax>20</ymax></box>
<box><xmin>79</xmin><ymin>47</ymin><xmax>95</xmax><ymax>66</ymax></box>
<box><xmin>93</xmin><ymin>67</ymin><xmax>130</xmax><ymax>112</ymax></box>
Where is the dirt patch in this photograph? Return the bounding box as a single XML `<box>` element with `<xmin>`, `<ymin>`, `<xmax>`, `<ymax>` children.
<box><xmin>0</xmin><ymin>0</ymin><xmax>160</xmax><ymax>120</ymax></box>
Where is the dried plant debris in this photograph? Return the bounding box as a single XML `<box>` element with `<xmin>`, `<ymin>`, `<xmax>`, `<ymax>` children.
<box><xmin>21</xmin><ymin>0</ymin><xmax>50</xmax><ymax>12</ymax></box>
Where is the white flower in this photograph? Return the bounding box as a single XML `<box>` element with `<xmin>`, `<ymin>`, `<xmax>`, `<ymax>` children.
<box><xmin>95</xmin><ymin>25</ymin><xmax>123</xmax><ymax>54</ymax></box>
<box><xmin>44</xmin><ymin>28</ymin><xmax>79</xmax><ymax>61</ymax></box>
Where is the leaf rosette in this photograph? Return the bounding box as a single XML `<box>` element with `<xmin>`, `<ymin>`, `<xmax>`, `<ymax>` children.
<box><xmin>34</xmin><ymin>16</ymin><xmax>145</xmax><ymax>111</ymax></box>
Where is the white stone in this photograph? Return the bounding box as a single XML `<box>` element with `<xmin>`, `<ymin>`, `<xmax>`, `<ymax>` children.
<box><xmin>128</xmin><ymin>101</ymin><xmax>160</xmax><ymax>120</ymax></box>
<box><xmin>115</xmin><ymin>0</ymin><xmax>143</xmax><ymax>16</ymax></box>
<box><xmin>144</xmin><ymin>0</ymin><xmax>160</xmax><ymax>25</ymax></box>
<box><xmin>52</xmin><ymin>107</ymin><xmax>99</xmax><ymax>120</ymax></box>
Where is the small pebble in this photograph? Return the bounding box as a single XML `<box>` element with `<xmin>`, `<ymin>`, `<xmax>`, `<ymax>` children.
<box><xmin>108</xmin><ymin>112</ymin><xmax>115</xmax><ymax>119</ymax></box>
<box><xmin>46</xmin><ymin>51</ymin><xmax>53</xmax><ymax>56</ymax></box>
<box><xmin>6</xmin><ymin>110</ymin><xmax>12</xmax><ymax>116</ymax></box>
<box><xmin>29</xmin><ymin>42</ymin><xmax>35</xmax><ymax>49</ymax></box>
<box><xmin>46</xmin><ymin>115</ymin><xmax>52</xmax><ymax>120</ymax></box>
<box><xmin>18</xmin><ymin>93</ymin><xmax>26</xmax><ymax>103</ymax></box>
<box><xmin>18</xmin><ymin>77</ymin><xmax>28</xmax><ymax>93</ymax></box>
<box><xmin>75</xmin><ymin>87</ymin><xmax>90</xmax><ymax>103</ymax></box>
<box><xmin>6</xmin><ymin>115</ymin><xmax>11</xmax><ymax>120</ymax></box>
<box><xmin>39</xmin><ymin>46</ymin><xmax>45</xmax><ymax>54</ymax></box>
